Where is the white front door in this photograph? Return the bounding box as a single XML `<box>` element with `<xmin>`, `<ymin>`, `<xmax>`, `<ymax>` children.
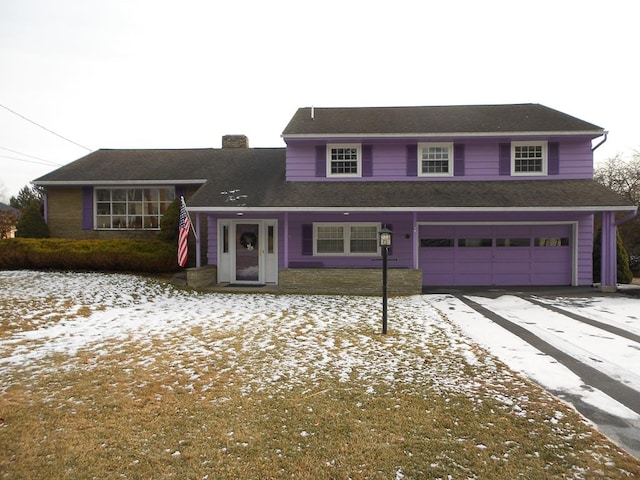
<box><xmin>218</xmin><ymin>219</ymin><xmax>278</xmax><ymax>285</ymax></box>
<box><xmin>234</xmin><ymin>222</ymin><xmax>261</xmax><ymax>283</ymax></box>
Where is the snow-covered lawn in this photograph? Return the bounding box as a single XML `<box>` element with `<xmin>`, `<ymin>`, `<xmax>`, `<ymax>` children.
<box><xmin>0</xmin><ymin>270</ymin><xmax>501</xmax><ymax>400</ymax></box>
<box><xmin>1</xmin><ymin>270</ymin><xmax>639</xmax><ymax>479</ymax></box>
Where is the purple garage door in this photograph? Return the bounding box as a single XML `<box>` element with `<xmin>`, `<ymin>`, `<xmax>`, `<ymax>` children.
<box><xmin>419</xmin><ymin>224</ymin><xmax>572</xmax><ymax>286</ymax></box>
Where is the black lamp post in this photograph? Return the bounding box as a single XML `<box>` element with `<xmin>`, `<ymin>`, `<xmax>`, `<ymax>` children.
<box><xmin>379</xmin><ymin>226</ymin><xmax>392</xmax><ymax>334</ymax></box>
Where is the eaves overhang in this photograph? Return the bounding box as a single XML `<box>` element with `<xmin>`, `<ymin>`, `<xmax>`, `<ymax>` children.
<box><xmin>281</xmin><ymin>130</ymin><xmax>605</xmax><ymax>141</ymax></box>
<box><xmin>187</xmin><ymin>205</ymin><xmax>637</xmax><ymax>213</ymax></box>
<box><xmin>34</xmin><ymin>179</ymin><xmax>208</xmax><ymax>186</ymax></box>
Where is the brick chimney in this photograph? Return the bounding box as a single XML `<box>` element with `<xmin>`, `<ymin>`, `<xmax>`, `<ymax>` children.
<box><xmin>222</xmin><ymin>135</ymin><xmax>249</xmax><ymax>149</ymax></box>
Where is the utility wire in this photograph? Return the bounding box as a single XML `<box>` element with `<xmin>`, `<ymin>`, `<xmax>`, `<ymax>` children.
<box><xmin>0</xmin><ymin>146</ymin><xmax>62</xmax><ymax>166</ymax></box>
<box><xmin>0</xmin><ymin>102</ymin><xmax>92</xmax><ymax>152</ymax></box>
<box><xmin>0</xmin><ymin>154</ymin><xmax>63</xmax><ymax>167</ymax></box>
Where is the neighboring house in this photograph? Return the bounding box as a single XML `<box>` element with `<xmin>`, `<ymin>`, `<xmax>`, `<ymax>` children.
<box><xmin>0</xmin><ymin>202</ymin><xmax>19</xmax><ymax>238</ymax></box>
<box><xmin>34</xmin><ymin>104</ymin><xmax>637</xmax><ymax>292</ymax></box>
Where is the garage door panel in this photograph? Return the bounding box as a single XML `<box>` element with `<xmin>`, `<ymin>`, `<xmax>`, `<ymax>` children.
<box><xmin>493</xmin><ymin>261</ymin><xmax>530</xmax><ymax>274</ymax></box>
<box><xmin>419</xmin><ymin>224</ymin><xmax>572</xmax><ymax>286</ymax></box>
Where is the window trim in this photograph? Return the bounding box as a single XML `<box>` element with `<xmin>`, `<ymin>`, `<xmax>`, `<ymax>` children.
<box><xmin>417</xmin><ymin>142</ymin><xmax>454</xmax><ymax>177</ymax></box>
<box><xmin>313</xmin><ymin>222</ymin><xmax>381</xmax><ymax>256</ymax></box>
<box><xmin>94</xmin><ymin>186</ymin><xmax>176</xmax><ymax>230</ymax></box>
<box><xmin>511</xmin><ymin>141</ymin><xmax>548</xmax><ymax>176</ymax></box>
<box><xmin>326</xmin><ymin>143</ymin><xmax>362</xmax><ymax>178</ymax></box>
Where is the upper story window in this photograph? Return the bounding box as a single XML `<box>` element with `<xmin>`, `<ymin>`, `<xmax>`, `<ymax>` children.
<box><xmin>327</xmin><ymin>144</ymin><xmax>361</xmax><ymax>177</ymax></box>
<box><xmin>418</xmin><ymin>142</ymin><xmax>453</xmax><ymax>176</ymax></box>
<box><xmin>314</xmin><ymin>222</ymin><xmax>379</xmax><ymax>255</ymax></box>
<box><xmin>95</xmin><ymin>187</ymin><xmax>175</xmax><ymax>230</ymax></box>
<box><xmin>512</xmin><ymin>141</ymin><xmax>547</xmax><ymax>175</ymax></box>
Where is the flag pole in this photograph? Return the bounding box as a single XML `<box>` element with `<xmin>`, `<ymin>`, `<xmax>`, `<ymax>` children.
<box><xmin>180</xmin><ymin>196</ymin><xmax>198</xmax><ymax>241</ymax></box>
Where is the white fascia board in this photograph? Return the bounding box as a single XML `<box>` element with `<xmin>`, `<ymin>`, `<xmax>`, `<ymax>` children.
<box><xmin>187</xmin><ymin>205</ymin><xmax>637</xmax><ymax>213</ymax></box>
<box><xmin>34</xmin><ymin>179</ymin><xmax>207</xmax><ymax>186</ymax></box>
<box><xmin>282</xmin><ymin>130</ymin><xmax>604</xmax><ymax>140</ymax></box>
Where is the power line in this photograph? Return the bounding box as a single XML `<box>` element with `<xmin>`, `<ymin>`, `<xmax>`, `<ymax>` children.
<box><xmin>0</xmin><ymin>146</ymin><xmax>62</xmax><ymax>166</ymax></box>
<box><xmin>0</xmin><ymin>154</ymin><xmax>63</xmax><ymax>167</ymax></box>
<box><xmin>0</xmin><ymin>102</ymin><xmax>92</xmax><ymax>152</ymax></box>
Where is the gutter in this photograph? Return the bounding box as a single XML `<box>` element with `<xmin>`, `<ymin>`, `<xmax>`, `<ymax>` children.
<box><xmin>592</xmin><ymin>131</ymin><xmax>608</xmax><ymax>151</ymax></box>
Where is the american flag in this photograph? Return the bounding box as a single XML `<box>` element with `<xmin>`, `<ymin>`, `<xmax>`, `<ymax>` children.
<box><xmin>178</xmin><ymin>196</ymin><xmax>190</xmax><ymax>267</ymax></box>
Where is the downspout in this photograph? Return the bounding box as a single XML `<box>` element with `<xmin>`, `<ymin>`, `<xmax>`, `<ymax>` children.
<box><xmin>591</xmin><ymin>131</ymin><xmax>608</xmax><ymax>152</ymax></box>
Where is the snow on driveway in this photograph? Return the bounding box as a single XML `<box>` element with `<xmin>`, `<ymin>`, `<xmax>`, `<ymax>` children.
<box><xmin>427</xmin><ymin>293</ymin><xmax>640</xmax><ymax>421</ymax></box>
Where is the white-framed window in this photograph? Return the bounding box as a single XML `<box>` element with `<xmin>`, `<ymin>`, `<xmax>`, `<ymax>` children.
<box><xmin>418</xmin><ymin>142</ymin><xmax>454</xmax><ymax>176</ymax></box>
<box><xmin>511</xmin><ymin>141</ymin><xmax>548</xmax><ymax>175</ymax></box>
<box><xmin>95</xmin><ymin>187</ymin><xmax>175</xmax><ymax>230</ymax></box>
<box><xmin>326</xmin><ymin>144</ymin><xmax>362</xmax><ymax>177</ymax></box>
<box><xmin>314</xmin><ymin>222</ymin><xmax>380</xmax><ymax>255</ymax></box>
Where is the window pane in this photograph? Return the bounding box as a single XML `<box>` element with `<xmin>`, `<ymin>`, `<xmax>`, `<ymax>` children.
<box><xmin>421</xmin><ymin>238</ymin><xmax>454</xmax><ymax>247</ymax></box>
<box><xmin>329</xmin><ymin>147</ymin><xmax>359</xmax><ymax>174</ymax></box>
<box><xmin>496</xmin><ymin>238</ymin><xmax>530</xmax><ymax>247</ymax></box>
<box><xmin>350</xmin><ymin>225</ymin><xmax>378</xmax><ymax>253</ymax></box>
<box><xmin>535</xmin><ymin>237</ymin><xmax>569</xmax><ymax>247</ymax></box>
<box><xmin>458</xmin><ymin>238</ymin><xmax>492</xmax><ymax>247</ymax></box>
<box><xmin>316</xmin><ymin>226</ymin><xmax>345</xmax><ymax>254</ymax></box>
<box><xmin>94</xmin><ymin>187</ymin><xmax>174</xmax><ymax>231</ymax></box>
<box><xmin>515</xmin><ymin>145</ymin><xmax>543</xmax><ymax>172</ymax></box>
<box><xmin>96</xmin><ymin>190</ymin><xmax>110</xmax><ymax>201</ymax></box>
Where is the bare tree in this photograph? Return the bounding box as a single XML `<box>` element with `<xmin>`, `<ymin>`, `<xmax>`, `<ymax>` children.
<box><xmin>594</xmin><ymin>152</ymin><xmax>640</xmax><ymax>205</ymax></box>
<box><xmin>595</xmin><ymin>151</ymin><xmax>640</xmax><ymax>273</ymax></box>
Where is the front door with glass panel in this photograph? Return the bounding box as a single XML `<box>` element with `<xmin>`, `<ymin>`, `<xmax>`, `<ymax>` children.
<box><xmin>234</xmin><ymin>223</ymin><xmax>260</xmax><ymax>283</ymax></box>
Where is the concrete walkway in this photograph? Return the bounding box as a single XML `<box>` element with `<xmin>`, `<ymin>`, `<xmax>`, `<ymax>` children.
<box><xmin>456</xmin><ymin>291</ymin><xmax>640</xmax><ymax>459</ymax></box>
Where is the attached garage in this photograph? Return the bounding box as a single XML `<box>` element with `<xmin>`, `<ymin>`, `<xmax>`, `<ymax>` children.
<box><xmin>419</xmin><ymin>223</ymin><xmax>574</xmax><ymax>286</ymax></box>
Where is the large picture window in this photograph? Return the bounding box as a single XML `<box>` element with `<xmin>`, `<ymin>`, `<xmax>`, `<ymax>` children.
<box><xmin>314</xmin><ymin>223</ymin><xmax>379</xmax><ymax>255</ymax></box>
<box><xmin>326</xmin><ymin>144</ymin><xmax>361</xmax><ymax>177</ymax></box>
<box><xmin>511</xmin><ymin>141</ymin><xmax>548</xmax><ymax>175</ymax></box>
<box><xmin>95</xmin><ymin>187</ymin><xmax>175</xmax><ymax>230</ymax></box>
<box><xmin>418</xmin><ymin>142</ymin><xmax>453</xmax><ymax>176</ymax></box>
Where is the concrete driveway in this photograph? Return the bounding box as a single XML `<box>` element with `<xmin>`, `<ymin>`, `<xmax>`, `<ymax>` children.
<box><xmin>433</xmin><ymin>285</ymin><xmax>640</xmax><ymax>459</ymax></box>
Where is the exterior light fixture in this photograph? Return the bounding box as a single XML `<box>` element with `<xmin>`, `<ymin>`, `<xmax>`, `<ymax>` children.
<box><xmin>379</xmin><ymin>226</ymin><xmax>392</xmax><ymax>334</ymax></box>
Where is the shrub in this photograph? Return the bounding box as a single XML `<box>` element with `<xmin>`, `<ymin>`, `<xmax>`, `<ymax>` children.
<box><xmin>158</xmin><ymin>198</ymin><xmax>180</xmax><ymax>243</ymax></box>
<box><xmin>0</xmin><ymin>238</ymin><xmax>179</xmax><ymax>273</ymax></box>
<box><xmin>15</xmin><ymin>204</ymin><xmax>49</xmax><ymax>238</ymax></box>
<box><xmin>593</xmin><ymin>228</ymin><xmax>634</xmax><ymax>284</ymax></box>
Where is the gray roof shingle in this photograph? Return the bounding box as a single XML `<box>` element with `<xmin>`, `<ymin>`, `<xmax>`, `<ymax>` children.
<box><xmin>282</xmin><ymin>104</ymin><xmax>604</xmax><ymax>137</ymax></box>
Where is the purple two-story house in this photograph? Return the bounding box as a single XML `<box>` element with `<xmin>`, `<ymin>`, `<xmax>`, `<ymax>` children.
<box><xmin>34</xmin><ymin>104</ymin><xmax>636</xmax><ymax>293</ymax></box>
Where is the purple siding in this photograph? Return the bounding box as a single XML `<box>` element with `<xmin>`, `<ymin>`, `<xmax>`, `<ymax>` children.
<box><xmin>284</xmin><ymin>138</ymin><xmax>594</xmax><ymax>181</ymax></box>
<box><xmin>206</xmin><ymin>211</ymin><xmax>595</xmax><ymax>287</ymax></box>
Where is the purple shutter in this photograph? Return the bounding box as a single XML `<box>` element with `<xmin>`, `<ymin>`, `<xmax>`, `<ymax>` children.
<box><xmin>362</xmin><ymin>145</ymin><xmax>373</xmax><ymax>177</ymax></box>
<box><xmin>302</xmin><ymin>224</ymin><xmax>313</xmax><ymax>255</ymax></box>
<box><xmin>315</xmin><ymin>145</ymin><xmax>327</xmax><ymax>177</ymax></box>
<box><xmin>406</xmin><ymin>145</ymin><xmax>418</xmax><ymax>176</ymax></box>
<box><xmin>82</xmin><ymin>186</ymin><xmax>93</xmax><ymax>230</ymax></box>
<box><xmin>453</xmin><ymin>144</ymin><xmax>465</xmax><ymax>176</ymax></box>
<box><xmin>548</xmin><ymin>142</ymin><xmax>559</xmax><ymax>175</ymax></box>
<box><xmin>499</xmin><ymin>143</ymin><xmax>511</xmax><ymax>175</ymax></box>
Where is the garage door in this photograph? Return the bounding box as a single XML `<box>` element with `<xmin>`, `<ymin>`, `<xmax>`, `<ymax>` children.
<box><xmin>419</xmin><ymin>224</ymin><xmax>573</xmax><ymax>286</ymax></box>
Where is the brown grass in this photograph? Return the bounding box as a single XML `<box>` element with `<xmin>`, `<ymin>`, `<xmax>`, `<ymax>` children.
<box><xmin>2</xmin><ymin>339</ymin><xmax>639</xmax><ymax>479</ymax></box>
<box><xmin>1</xmin><ymin>274</ymin><xmax>639</xmax><ymax>479</ymax></box>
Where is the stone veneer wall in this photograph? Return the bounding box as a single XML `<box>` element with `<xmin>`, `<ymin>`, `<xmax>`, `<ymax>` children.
<box><xmin>278</xmin><ymin>268</ymin><xmax>422</xmax><ymax>295</ymax></box>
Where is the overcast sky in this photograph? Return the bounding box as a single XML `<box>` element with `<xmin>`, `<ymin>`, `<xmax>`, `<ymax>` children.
<box><xmin>1</xmin><ymin>0</ymin><xmax>638</xmax><ymax>202</ymax></box>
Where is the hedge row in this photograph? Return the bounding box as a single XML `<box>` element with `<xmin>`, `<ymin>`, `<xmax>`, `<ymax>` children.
<box><xmin>0</xmin><ymin>238</ymin><xmax>179</xmax><ymax>273</ymax></box>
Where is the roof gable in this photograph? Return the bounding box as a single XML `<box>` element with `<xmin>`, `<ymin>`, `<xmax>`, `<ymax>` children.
<box><xmin>282</xmin><ymin>104</ymin><xmax>604</xmax><ymax>137</ymax></box>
